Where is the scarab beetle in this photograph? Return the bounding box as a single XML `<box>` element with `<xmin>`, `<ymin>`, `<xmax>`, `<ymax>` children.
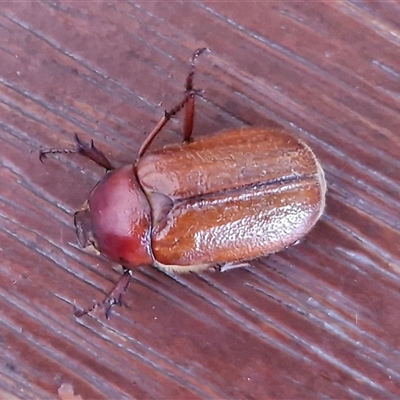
<box><xmin>41</xmin><ymin>48</ymin><xmax>326</xmax><ymax>317</ymax></box>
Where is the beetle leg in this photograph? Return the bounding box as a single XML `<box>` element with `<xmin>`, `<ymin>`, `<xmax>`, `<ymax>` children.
<box><xmin>74</xmin><ymin>268</ymin><xmax>132</xmax><ymax>319</ymax></box>
<box><xmin>40</xmin><ymin>133</ymin><xmax>114</xmax><ymax>171</ymax></box>
<box><xmin>137</xmin><ymin>48</ymin><xmax>209</xmax><ymax>158</ymax></box>
<box><xmin>183</xmin><ymin>47</ymin><xmax>208</xmax><ymax>143</ymax></box>
<box><xmin>215</xmin><ymin>262</ymin><xmax>252</xmax><ymax>272</ymax></box>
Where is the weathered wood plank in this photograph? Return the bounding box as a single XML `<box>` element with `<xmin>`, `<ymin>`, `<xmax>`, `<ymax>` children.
<box><xmin>1</xmin><ymin>1</ymin><xmax>399</xmax><ymax>398</ymax></box>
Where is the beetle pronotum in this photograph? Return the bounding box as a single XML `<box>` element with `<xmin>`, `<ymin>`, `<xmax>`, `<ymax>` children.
<box><xmin>41</xmin><ymin>48</ymin><xmax>326</xmax><ymax>318</ymax></box>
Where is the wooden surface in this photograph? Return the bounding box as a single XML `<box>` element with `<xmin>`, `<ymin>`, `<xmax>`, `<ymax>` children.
<box><xmin>1</xmin><ymin>2</ymin><xmax>399</xmax><ymax>399</ymax></box>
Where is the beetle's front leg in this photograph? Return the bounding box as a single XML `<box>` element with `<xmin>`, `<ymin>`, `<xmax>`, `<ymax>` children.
<box><xmin>40</xmin><ymin>133</ymin><xmax>114</xmax><ymax>171</ymax></box>
<box><xmin>74</xmin><ymin>268</ymin><xmax>132</xmax><ymax>319</ymax></box>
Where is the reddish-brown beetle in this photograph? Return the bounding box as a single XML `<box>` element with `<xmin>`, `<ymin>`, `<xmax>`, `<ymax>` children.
<box><xmin>41</xmin><ymin>48</ymin><xmax>326</xmax><ymax>317</ymax></box>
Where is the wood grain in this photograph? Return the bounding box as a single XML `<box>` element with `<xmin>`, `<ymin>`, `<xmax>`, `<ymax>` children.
<box><xmin>1</xmin><ymin>1</ymin><xmax>399</xmax><ymax>399</ymax></box>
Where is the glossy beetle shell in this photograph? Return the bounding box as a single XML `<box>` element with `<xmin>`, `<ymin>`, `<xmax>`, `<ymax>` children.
<box><xmin>76</xmin><ymin>127</ymin><xmax>326</xmax><ymax>272</ymax></box>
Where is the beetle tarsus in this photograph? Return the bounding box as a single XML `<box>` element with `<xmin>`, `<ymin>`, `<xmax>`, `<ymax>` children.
<box><xmin>73</xmin><ymin>303</ymin><xmax>98</xmax><ymax>318</ymax></box>
<box><xmin>39</xmin><ymin>148</ymin><xmax>78</xmax><ymax>163</ymax></box>
<box><xmin>186</xmin><ymin>47</ymin><xmax>209</xmax><ymax>92</ymax></box>
<box><xmin>74</xmin><ymin>269</ymin><xmax>132</xmax><ymax>319</ymax></box>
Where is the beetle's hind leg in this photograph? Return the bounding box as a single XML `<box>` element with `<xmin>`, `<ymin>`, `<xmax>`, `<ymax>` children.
<box><xmin>138</xmin><ymin>48</ymin><xmax>209</xmax><ymax>158</ymax></box>
<box><xmin>40</xmin><ymin>133</ymin><xmax>114</xmax><ymax>171</ymax></box>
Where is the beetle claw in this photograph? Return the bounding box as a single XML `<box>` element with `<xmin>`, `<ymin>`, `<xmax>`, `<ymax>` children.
<box><xmin>39</xmin><ymin>150</ymin><xmax>47</xmax><ymax>163</ymax></box>
<box><xmin>73</xmin><ymin>300</ymin><xmax>122</xmax><ymax>320</ymax></box>
<box><xmin>190</xmin><ymin>47</ymin><xmax>209</xmax><ymax>66</ymax></box>
<box><xmin>73</xmin><ymin>303</ymin><xmax>97</xmax><ymax>318</ymax></box>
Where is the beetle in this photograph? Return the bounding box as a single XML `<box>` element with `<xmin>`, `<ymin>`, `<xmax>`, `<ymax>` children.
<box><xmin>40</xmin><ymin>48</ymin><xmax>326</xmax><ymax>318</ymax></box>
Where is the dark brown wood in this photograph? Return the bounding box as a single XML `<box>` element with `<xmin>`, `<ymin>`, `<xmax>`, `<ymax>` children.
<box><xmin>1</xmin><ymin>2</ymin><xmax>399</xmax><ymax>399</ymax></box>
